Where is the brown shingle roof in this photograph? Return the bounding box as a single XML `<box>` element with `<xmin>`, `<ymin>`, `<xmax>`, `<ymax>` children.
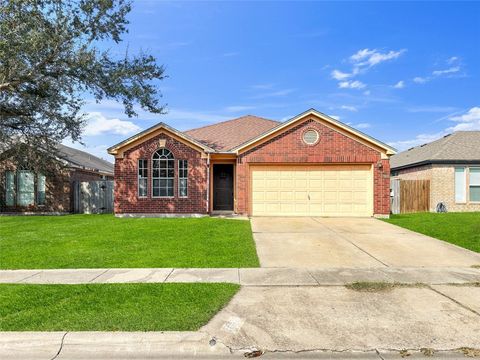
<box><xmin>390</xmin><ymin>131</ymin><xmax>480</xmax><ymax>170</ymax></box>
<box><xmin>185</xmin><ymin>115</ymin><xmax>280</xmax><ymax>151</ymax></box>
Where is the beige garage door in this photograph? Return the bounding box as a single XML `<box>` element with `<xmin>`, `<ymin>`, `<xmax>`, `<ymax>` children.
<box><xmin>251</xmin><ymin>165</ymin><xmax>373</xmax><ymax>217</ymax></box>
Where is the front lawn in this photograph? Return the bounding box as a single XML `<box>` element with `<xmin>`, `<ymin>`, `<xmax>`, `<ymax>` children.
<box><xmin>384</xmin><ymin>213</ymin><xmax>480</xmax><ymax>253</ymax></box>
<box><xmin>0</xmin><ymin>215</ymin><xmax>259</xmax><ymax>269</ymax></box>
<box><xmin>0</xmin><ymin>283</ymin><xmax>239</xmax><ymax>331</ymax></box>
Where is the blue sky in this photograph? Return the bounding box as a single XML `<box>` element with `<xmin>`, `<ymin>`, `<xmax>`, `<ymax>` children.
<box><xmin>69</xmin><ymin>1</ymin><xmax>480</xmax><ymax>161</ymax></box>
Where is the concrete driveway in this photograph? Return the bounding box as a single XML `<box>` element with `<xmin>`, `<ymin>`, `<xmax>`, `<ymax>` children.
<box><xmin>251</xmin><ymin>217</ymin><xmax>480</xmax><ymax>267</ymax></box>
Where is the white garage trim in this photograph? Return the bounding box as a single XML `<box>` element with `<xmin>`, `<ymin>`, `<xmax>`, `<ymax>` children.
<box><xmin>250</xmin><ymin>164</ymin><xmax>374</xmax><ymax>217</ymax></box>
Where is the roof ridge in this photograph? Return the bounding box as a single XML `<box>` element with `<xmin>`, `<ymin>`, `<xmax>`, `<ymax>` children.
<box><xmin>58</xmin><ymin>144</ymin><xmax>113</xmax><ymax>165</ymax></box>
<box><xmin>186</xmin><ymin>115</ymin><xmax>279</xmax><ymax>133</ymax></box>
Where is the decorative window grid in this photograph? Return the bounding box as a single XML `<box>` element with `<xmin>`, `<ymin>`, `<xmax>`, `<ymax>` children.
<box><xmin>178</xmin><ymin>160</ymin><xmax>188</xmax><ymax>197</ymax></box>
<box><xmin>152</xmin><ymin>149</ymin><xmax>174</xmax><ymax>197</ymax></box>
<box><xmin>138</xmin><ymin>159</ymin><xmax>148</xmax><ymax>197</ymax></box>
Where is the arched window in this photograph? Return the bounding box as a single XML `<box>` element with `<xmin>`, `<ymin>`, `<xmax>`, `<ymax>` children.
<box><xmin>152</xmin><ymin>148</ymin><xmax>174</xmax><ymax>197</ymax></box>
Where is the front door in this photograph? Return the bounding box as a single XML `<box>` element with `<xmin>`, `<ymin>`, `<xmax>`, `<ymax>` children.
<box><xmin>213</xmin><ymin>164</ymin><xmax>234</xmax><ymax>211</ymax></box>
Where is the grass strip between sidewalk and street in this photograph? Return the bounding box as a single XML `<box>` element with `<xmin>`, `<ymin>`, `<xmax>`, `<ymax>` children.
<box><xmin>0</xmin><ymin>283</ymin><xmax>239</xmax><ymax>331</ymax></box>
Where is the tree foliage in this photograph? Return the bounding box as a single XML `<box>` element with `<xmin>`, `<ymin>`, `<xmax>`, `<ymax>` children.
<box><xmin>0</xmin><ymin>0</ymin><xmax>166</xmax><ymax>172</ymax></box>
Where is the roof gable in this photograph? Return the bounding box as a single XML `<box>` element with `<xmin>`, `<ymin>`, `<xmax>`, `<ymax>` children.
<box><xmin>391</xmin><ymin>131</ymin><xmax>480</xmax><ymax>170</ymax></box>
<box><xmin>185</xmin><ymin>115</ymin><xmax>279</xmax><ymax>151</ymax></box>
<box><xmin>107</xmin><ymin>122</ymin><xmax>215</xmax><ymax>157</ymax></box>
<box><xmin>231</xmin><ymin>109</ymin><xmax>397</xmax><ymax>155</ymax></box>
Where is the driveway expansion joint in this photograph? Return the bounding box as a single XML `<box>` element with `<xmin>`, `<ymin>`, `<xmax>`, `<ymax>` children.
<box><xmin>311</xmin><ymin>217</ymin><xmax>390</xmax><ymax>267</ymax></box>
<box><xmin>428</xmin><ymin>285</ymin><xmax>480</xmax><ymax>317</ymax></box>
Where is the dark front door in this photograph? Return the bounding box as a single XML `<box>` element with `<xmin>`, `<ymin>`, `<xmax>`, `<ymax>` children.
<box><xmin>213</xmin><ymin>164</ymin><xmax>234</xmax><ymax>211</ymax></box>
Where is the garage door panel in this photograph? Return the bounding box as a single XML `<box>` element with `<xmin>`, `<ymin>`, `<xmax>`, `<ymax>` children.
<box><xmin>295</xmin><ymin>191</ymin><xmax>308</xmax><ymax>200</ymax></box>
<box><xmin>265</xmin><ymin>179</ymin><xmax>279</xmax><ymax>188</ymax></box>
<box><xmin>251</xmin><ymin>165</ymin><xmax>373</xmax><ymax>217</ymax></box>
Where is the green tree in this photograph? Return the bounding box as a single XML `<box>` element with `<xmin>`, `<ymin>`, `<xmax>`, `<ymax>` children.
<box><xmin>0</xmin><ymin>0</ymin><xmax>166</xmax><ymax>171</ymax></box>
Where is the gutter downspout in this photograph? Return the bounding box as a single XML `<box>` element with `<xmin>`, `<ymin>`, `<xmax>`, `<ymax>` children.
<box><xmin>206</xmin><ymin>153</ymin><xmax>210</xmax><ymax>214</ymax></box>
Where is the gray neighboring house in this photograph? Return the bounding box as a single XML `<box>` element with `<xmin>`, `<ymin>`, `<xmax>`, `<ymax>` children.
<box><xmin>391</xmin><ymin>131</ymin><xmax>480</xmax><ymax>212</ymax></box>
<box><xmin>1</xmin><ymin>144</ymin><xmax>113</xmax><ymax>213</ymax></box>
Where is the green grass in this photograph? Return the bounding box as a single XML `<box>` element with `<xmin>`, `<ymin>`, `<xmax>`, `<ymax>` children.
<box><xmin>0</xmin><ymin>283</ymin><xmax>239</xmax><ymax>331</ymax></box>
<box><xmin>0</xmin><ymin>215</ymin><xmax>259</xmax><ymax>269</ymax></box>
<box><xmin>384</xmin><ymin>213</ymin><xmax>480</xmax><ymax>253</ymax></box>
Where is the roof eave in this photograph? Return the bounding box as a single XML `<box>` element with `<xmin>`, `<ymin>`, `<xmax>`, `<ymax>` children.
<box><xmin>391</xmin><ymin>159</ymin><xmax>480</xmax><ymax>171</ymax></box>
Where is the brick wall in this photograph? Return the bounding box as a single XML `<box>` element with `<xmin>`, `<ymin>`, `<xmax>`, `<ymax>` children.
<box><xmin>114</xmin><ymin>133</ymin><xmax>208</xmax><ymax>214</ymax></box>
<box><xmin>0</xmin><ymin>163</ymin><xmax>108</xmax><ymax>213</ymax></box>
<box><xmin>235</xmin><ymin>118</ymin><xmax>391</xmax><ymax>216</ymax></box>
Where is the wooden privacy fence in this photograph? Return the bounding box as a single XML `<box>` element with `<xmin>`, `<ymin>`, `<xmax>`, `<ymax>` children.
<box><xmin>391</xmin><ymin>179</ymin><xmax>430</xmax><ymax>214</ymax></box>
<box><xmin>73</xmin><ymin>181</ymin><xmax>114</xmax><ymax>214</ymax></box>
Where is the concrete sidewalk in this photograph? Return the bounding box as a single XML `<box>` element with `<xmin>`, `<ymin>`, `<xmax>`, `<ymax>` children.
<box><xmin>1</xmin><ymin>266</ymin><xmax>479</xmax><ymax>285</ymax></box>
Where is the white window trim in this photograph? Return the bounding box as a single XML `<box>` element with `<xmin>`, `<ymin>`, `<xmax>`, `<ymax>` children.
<box><xmin>178</xmin><ymin>160</ymin><xmax>188</xmax><ymax>198</ymax></box>
<box><xmin>468</xmin><ymin>167</ymin><xmax>480</xmax><ymax>203</ymax></box>
<box><xmin>138</xmin><ymin>159</ymin><xmax>148</xmax><ymax>198</ymax></box>
<box><xmin>454</xmin><ymin>167</ymin><xmax>466</xmax><ymax>204</ymax></box>
<box><xmin>151</xmin><ymin>149</ymin><xmax>175</xmax><ymax>198</ymax></box>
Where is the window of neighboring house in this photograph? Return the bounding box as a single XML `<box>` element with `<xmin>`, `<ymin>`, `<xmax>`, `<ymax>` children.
<box><xmin>178</xmin><ymin>160</ymin><xmax>188</xmax><ymax>197</ymax></box>
<box><xmin>138</xmin><ymin>159</ymin><xmax>148</xmax><ymax>197</ymax></box>
<box><xmin>455</xmin><ymin>167</ymin><xmax>466</xmax><ymax>203</ymax></box>
<box><xmin>152</xmin><ymin>149</ymin><xmax>174</xmax><ymax>197</ymax></box>
<box><xmin>37</xmin><ymin>174</ymin><xmax>46</xmax><ymax>205</ymax></box>
<box><xmin>5</xmin><ymin>171</ymin><xmax>15</xmax><ymax>206</ymax></box>
<box><xmin>469</xmin><ymin>167</ymin><xmax>480</xmax><ymax>202</ymax></box>
<box><xmin>17</xmin><ymin>171</ymin><xmax>35</xmax><ymax>206</ymax></box>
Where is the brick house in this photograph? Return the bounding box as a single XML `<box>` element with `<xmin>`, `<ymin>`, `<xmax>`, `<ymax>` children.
<box><xmin>0</xmin><ymin>144</ymin><xmax>113</xmax><ymax>213</ymax></box>
<box><xmin>108</xmin><ymin>109</ymin><xmax>396</xmax><ymax>217</ymax></box>
<box><xmin>391</xmin><ymin>131</ymin><xmax>480</xmax><ymax>212</ymax></box>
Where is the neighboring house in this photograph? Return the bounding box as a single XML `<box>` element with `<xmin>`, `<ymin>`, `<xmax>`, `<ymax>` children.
<box><xmin>390</xmin><ymin>131</ymin><xmax>480</xmax><ymax>212</ymax></box>
<box><xmin>0</xmin><ymin>144</ymin><xmax>114</xmax><ymax>213</ymax></box>
<box><xmin>108</xmin><ymin>109</ymin><xmax>395</xmax><ymax>217</ymax></box>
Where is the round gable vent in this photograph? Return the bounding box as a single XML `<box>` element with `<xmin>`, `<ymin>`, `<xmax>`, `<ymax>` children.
<box><xmin>303</xmin><ymin>129</ymin><xmax>319</xmax><ymax>145</ymax></box>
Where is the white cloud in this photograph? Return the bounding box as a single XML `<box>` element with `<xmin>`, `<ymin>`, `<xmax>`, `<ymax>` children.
<box><xmin>331</xmin><ymin>48</ymin><xmax>405</xmax><ymax>90</ymax></box>
<box><xmin>350</xmin><ymin>48</ymin><xmax>406</xmax><ymax>68</ymax></box>
<box><xmin>390</xmin><ymin>107</ymin><xmax>480</xmax><ymax>151</ymax></box>
<box><xmin>83</xmin><ymin>112</ymin><xmax>141</xmax><ymax>136</ymax></box>
<box><xmin>447</xmin><ymin>56</ymin><xmax>459</xmax><ymax>64</ymax></box>
<box><xmin>389</xmin><ymin>132</ymin><xmax>445</xmax><ymax>151</ymax></box>
<box><xmin>331</xmin><ymin>69</ymin><xmax>353</xmax><ymax>80</ymax></box>
<box><xmin>432</xmin><ymin>66</ymin><xmax>460</xmax><ymax>76</ymax></box>
<box><xmin>413</xmin><ymin>76</ymin><xmax>428</xmax><ymax>84</ymax></box>
<box><xmin>363</xmin><ymin>90</ymin><xmax>371</xmax><ymax>96</ymax></box>
<box><xmin>355</xmin><ymin>122</ymin><xmax>371</xmax><ymax>129</ymax></box>
<box><xmin>413</xmin><ymin>56</ymin><xmax>463</xmax><ymax>85</ymax></box>
<box><xmin>338</xmin><ymin>80</ymin><xmax>366</xmax><ymax>89</ymax></box>
<box><xmin>448</xmin><ymin>107</ymin><xmax>480</xmax><ymax>131</ymax></box>
<box><xmin>341</xmin><ymin>105</ymin><xmax>358</xmax><ymax>112</ymax></box>
<box><xmin>393</xmin><ymin>80</ymin><xmax>405</xmax><ymax>89</ymax></box>
<box><xmin>329</xmin><ymin>115</ymin><xmax>341</xmax><ymax>120</ymax></box>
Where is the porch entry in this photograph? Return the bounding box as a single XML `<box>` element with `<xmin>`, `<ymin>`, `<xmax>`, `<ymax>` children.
<box><xmin>213</xmin><ymin>164</ymin><xmax>234</xmax><ymax>211</ymax></box>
